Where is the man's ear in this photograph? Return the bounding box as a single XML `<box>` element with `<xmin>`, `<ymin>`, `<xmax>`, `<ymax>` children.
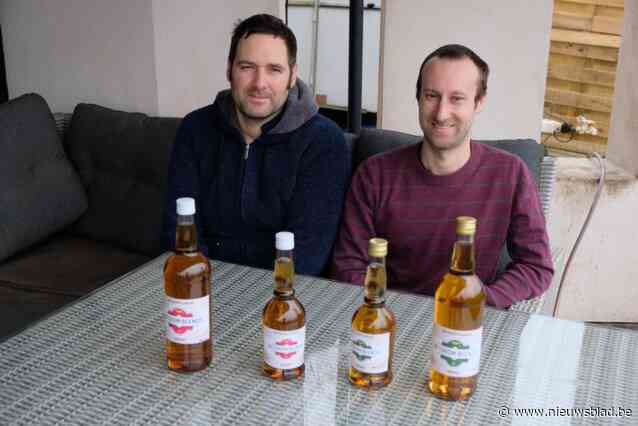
<box><xmin>289</xmin><ymin>64</ymin><xmax>298</xmax><ymax>89</ymax></box>
<box><xmin>226</xmin><ymin>62</ymin><xmax>232</xmax><ymax>83</ymax></box>
<box><xmin>474</xmin><ymin>94</ymin><xmax>486</xmax><ymax>113</ymax></box>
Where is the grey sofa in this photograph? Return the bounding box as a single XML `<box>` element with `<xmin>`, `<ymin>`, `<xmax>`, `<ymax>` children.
<box><xmin>0</xmin><ymin>93</ymin><xmax>556</xmax><ymax>340</ymax></box>
<box><xmin>0</xmin><ymin>93</ymin><xmax>179</xmax><ymax>340</ymax></box>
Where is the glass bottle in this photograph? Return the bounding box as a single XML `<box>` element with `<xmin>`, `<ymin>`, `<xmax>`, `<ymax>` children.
<box><xmin>164</xmin><ymin>197</ymin><xmax>212</xmax><ymax>372</ymax></box>
<box><xmin>349</xmin><ymin>238</ymin><xmax>396</xmax><ymax>388</ymax></box>
<box><xmin>429</xmin><ymin>216</ymin><xmax>485</xmax><ymax>400</ymax></box>
<box><xmin>262</xmin><ymin>231</ymin><xmax>306</xmax><ymax>380</ymax></box>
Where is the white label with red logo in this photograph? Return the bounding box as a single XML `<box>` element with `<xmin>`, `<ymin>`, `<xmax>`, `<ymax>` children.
<box><xmin>263</xmin><ymin>325</ymin><xmax>306</xmax><ymax>369</ymax></box>
<box><xmin>165</xmin><ymin>295</ymin><xmax>210</xmax><ymax>344</ymax></box>
<box><xmin>431</xmin><ymin>324</ymin><xmax>482</xmax><ymax>378</ymax></box>
<box><xmin>351</xmin><ymin>329</ymin><xmax>391</xmax><ymax>374</ymax></box>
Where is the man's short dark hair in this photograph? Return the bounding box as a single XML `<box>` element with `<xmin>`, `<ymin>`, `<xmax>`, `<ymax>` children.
<box><xmin>228</xmin><ymin>14</ymin><xmax>297</xmax><ymax>67</ymax></box>
<box><xmin>415</xmin><ymin>44</ymin><xmax>489</xmax><ymax>102</ymax></box>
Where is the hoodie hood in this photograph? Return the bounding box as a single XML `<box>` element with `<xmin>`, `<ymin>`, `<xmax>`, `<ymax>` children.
<box><xmin>214</xmin><ymin>79</ymin><xmax>319</xmax><ymax>136</ymax></box>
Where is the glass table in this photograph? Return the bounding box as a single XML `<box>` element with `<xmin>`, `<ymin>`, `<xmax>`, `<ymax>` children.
<box><xmin>1</xmin><ymin>255</ymin><xmax>636</xmax><ymax>425</ymax></box>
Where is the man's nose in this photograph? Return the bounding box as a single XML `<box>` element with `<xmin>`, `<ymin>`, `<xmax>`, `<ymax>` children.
<box><xmin>253</xmin><ymin>68</ymin><xmax>267</xmax><ymax>89</ymax></box>
<box><xmin>435</xmin><ymin>99</ymin><xmax>450</xmax><ymax>122</ymax></box>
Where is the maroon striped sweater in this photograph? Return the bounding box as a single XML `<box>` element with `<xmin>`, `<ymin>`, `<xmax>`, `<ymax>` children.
<box><xmin>331</xmin><ymin>141</ymin><xmax>553</xmax><ymax>308</ymax></box>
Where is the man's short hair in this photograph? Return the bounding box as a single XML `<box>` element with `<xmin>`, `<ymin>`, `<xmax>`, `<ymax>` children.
<box><xmin>415</xmin><ymin>44</ymin><xmax>489</xmax><ymax>102</ymax></box>
<box><xmin>228</xmin><ymin>14</ymin><xmax>297</xmax><ymax>67</ymax></box>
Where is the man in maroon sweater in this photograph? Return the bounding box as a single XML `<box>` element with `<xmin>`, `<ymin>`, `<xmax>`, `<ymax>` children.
<box><xmin>331</xmin><ymin>44</ymin><xmax>553</xmax><ymax>308</ymax></box>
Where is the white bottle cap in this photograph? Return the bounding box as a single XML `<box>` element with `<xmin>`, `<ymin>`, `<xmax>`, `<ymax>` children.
<box><xmin>275</xmin><ymin>231</ymin><xmax>294</xmax><ymax>250</ymax></box>
<box><xmin>176</xmin><ymin>197</ymin><xmax>196</xmax><ymax>215</ymax></box>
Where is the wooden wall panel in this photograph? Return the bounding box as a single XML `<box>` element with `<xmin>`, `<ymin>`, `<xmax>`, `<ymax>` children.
<box><xmin>543</xmin><ymin>0</ymin><xmax>624</xmax><ymax>155</ymax></box>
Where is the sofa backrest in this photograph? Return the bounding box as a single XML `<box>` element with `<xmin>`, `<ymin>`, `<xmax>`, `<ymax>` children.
<box><xmin>0</xmin><ymin>93</ymin><xmax>87</xmax><ymax>263</ymax></box>
<box><xmin>347</xmin><ymin>127</ymin><xmax>544</xmax><ymax>187</ymax></box>
<box><xmin>65</xmin><ymin>103</ymin><xmax>181</xmax><ymax>256</ymax></box>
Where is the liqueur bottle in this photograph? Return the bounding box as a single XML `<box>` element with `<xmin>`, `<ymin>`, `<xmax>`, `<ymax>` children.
<box><xmin>164</xmin><ymin>197</ymin><xmax>212</xmax><ymax>372</ymax></box>
<box><xmin>429</xmin><ymin>216</ymin><xmax>485</xmax><ymax>400</ymax></box>
<box><xmin>262</xmin><ymin>232</ymin><xmax>306</xmax><ymax>380</ymax></box>
<box><xmin>349</xmin><ymin>238</ymin><xmax>396</xmax><ymax>388</ymax></box>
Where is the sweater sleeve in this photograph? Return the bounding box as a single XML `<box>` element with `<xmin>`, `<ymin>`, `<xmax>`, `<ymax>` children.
<box><xmin>161</xmin><ymin>118</ymin><xmax>210</xmax><ymax>256</ymax></box>
<box><xmin>285</xmin><ymin>125</ymin><xmax>350</xmax><ymax>276</ymax></box>
<box><xmin>483</xmin><ymin>162</ymin><xmax>554</xmax><ymax>308</ymax></box>
<box><xmin>330</xmin><ymin>160</ymin><xmax>378</xmax><ymax>285</ymax></box>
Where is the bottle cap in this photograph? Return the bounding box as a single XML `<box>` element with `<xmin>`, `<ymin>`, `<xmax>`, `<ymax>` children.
<box><xmin>176</xmin><ymin>197</ymin><xmax>196</xmax><ymax>215</ymax></box>
<box><xmin>368</xmin><ymin>238</ymin><xmax>388</xmax><ymax>257</ymax></box>
<box><xmin>456</xmin><ymin>216</ymin><xmax>477</xmax><ymax>235</ymax></box>
<box><xmin>275</xmin><ymin>231</ymin><xmax>294</xmax><ymax>250</ymax></box>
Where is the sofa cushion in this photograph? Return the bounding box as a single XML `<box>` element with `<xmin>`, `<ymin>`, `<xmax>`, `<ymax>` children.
<box><xmin>65</xmin><ymin>104</ymin><xmax>180</xmax><ymax>256</ymax></box>
<box><xmin>0</xmin><ymin>286</ymin><xmax>77</xmax><ymax>341</ymax></box>
<box><xmin>351</xmin><ymin>128</ymin><xmax>420</xmax><ymax>171</ymax></box>
<box><xmin>0</xmin><ymin>93</ymin><xmax>88</xmax><ymax>262</ymax></box>
<box><xmin>0</xmin><ymin>233</ymin><xmax>151</xmax><ymax>296</ymax></box>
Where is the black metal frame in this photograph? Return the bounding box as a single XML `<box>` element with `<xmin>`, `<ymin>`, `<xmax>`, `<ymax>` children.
<box><xmin>0</xmin><ymin>25</ymin><xmax>8</xmax><ymax>103</ymax></box>
<box><xmin>347</xmin><ymin>0</ymin><xmax>363</xmax><ymax>134</ymax></box>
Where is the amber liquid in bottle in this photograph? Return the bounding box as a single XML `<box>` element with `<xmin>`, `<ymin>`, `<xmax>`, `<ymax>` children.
<box><xmin>262</xmin><ymin>238</ymin><xmax>306</xmax><ymax>380</ymax></box>
<box><xmin>349</xmin><ymin>239</ymin><xmax>396</xmax><ymax>388</ymax></box>
<box><xmin>429</xmin><ymin>220</ymin><xmax>485</xmax><ymax>400</ymax></box>
<box><xmin>164</xmin><ymin>208</ymin><xmax>212</xmax><ymax>372</ymax></box>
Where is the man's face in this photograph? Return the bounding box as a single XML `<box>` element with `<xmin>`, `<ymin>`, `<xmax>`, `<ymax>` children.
<box><xmin>228</xmin><ymin>33</ymin><xmax>297</xmax><ymax>127</ymax></box>
<box><xmin>418</xmin><ymin>57</ymin><xmax>485</xmax><ymax>152</ymax></box>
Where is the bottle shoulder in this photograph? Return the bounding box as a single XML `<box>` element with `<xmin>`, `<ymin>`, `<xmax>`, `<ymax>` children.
<box><xmin>435</xmin><ymin>272</ymin><xmax>485</xmax><ymax>304</ymax></box>
<box><xmin>164</xmin><ymin>252</ymin><xmax>211</xmax><ymax>277</ymax></box>
<box><xmin>263</xmin><ymin>296</ymin><xmax>305</xmax><ymax>330</ymax></box>
<box><xmin>352</xmin><ymin>303</ymin><xmax>396</xmax><ymax>334</ymax></box>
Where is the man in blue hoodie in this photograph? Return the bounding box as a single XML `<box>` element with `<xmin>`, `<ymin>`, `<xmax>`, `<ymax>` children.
<box><xmin>162</xmin><ymin>14</ymin><xmax>350</xmax><ymax>275</ymax></box>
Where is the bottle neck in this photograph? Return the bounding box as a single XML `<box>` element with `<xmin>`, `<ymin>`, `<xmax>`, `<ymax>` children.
<box><xmin>364</xmin><ymin>255</ymin><xmax>387</xmax><ymax>305</ymax></box>
<box><xmin>274</xmin><ymin>249</ymin><xmax>295</xmax><ymax>297</ymax></box>
<box><xmin>450</xmin><ymin>234</ymin><xmax>475</xmax><ymax>275</ymax></box>
<box><xmin>175</xmin><ymin>214</ymin><xmax>198</xmax><ymax>254</ymax></box>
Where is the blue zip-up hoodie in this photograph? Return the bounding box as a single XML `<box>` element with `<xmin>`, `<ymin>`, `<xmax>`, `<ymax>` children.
<box><xmin>162</xmin><ymin>80</ymin><xmax>350</xmax><ymax>275</ymax></box>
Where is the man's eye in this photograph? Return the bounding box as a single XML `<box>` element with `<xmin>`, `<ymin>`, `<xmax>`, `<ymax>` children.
<box><xmin>240</xmin><ymin>65</ymin><xmax>254</xmax><ymax>71</ymax></box>
<box><xmin>271</xmin><ymin>68</ymin><xmax>283</xmax><ymax>73</ymax></box>
<box><xmin>424</xmin><ymin>93</ymin><xmax>437</xmax><ymax>100</ymax></box>
<box><xmin>451</xmin><ymin>97</ymin><xmax>465</xmax><ymax>103</ymax></box>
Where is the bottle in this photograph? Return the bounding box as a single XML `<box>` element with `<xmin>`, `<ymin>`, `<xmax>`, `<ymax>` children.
<box><xmin>429</xmin><ymin>216</ymin><xmax>485</xmax><ymax>400</ymax></box>
<box><xmin>349</xmin><ymin>238</ymin><xmax>396</xmax><ymax>388</ymax></box>
<box><xmin>262</xmin><ymin>231</ymin><xmax>306</xmax><ymax>380</ymax></box>
<box><xmin>164</xmin><ymin>197</ymin><xmax>212</xmax><ymax>372</ymax></box>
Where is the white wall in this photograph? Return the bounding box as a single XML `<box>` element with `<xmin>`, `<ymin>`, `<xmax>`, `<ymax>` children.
<box><xmin>0</xmin><ymin>0</ymin><xmax>158</xmax><ymax>114</ymax></box>
<box><xmin>0</xmin><ymin>0</ymin><xmax>279</xmax><ymax>116</ymax></box>
<box><xmin>549</xmin><ymin>160</ymin><xmax>638</xmax><ymax>322</ymax></box>
<box><xmin>152</xmin><ymin>0</ymin><xmax>279</xmax><ymax>117</ymax></box>
<box><xmin>379</xmin><ymin>0</ymin><xmax>553</xmax><ymax>140</ymax></box>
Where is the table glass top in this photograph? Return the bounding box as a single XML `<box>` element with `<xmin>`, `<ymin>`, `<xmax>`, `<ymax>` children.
<box><xmin>0</xmin><ymin>255</ymin><xmax>636</xmax><ymax>425</ymax></box>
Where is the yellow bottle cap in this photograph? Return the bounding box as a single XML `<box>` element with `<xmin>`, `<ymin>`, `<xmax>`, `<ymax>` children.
<box><xmin>368</xmin><ymin>238</ymin><xmax>388</xmax><ymax>257</ymax></box>
<box><xmin>456</xmin><ymin>216</ymin><xmax>477</xmax><ymax>235</ymax></box>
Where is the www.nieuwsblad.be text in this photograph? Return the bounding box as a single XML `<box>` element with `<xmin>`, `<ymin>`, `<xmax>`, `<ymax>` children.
<box><xmin>498</xmin><ymin>405</ymin><xmax>633</xmax><ymax>418</ymax></box>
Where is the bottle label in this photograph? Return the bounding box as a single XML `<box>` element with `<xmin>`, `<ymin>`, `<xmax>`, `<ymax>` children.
<box><xmin>431</xmin><ymin>324</ymin><xmax>482</xmax><ymax>378</ymax></box>
<box><xmin>351</xmin><ymin>329</ymin><xmax>390</xmax><ymax>374</ymax></box>
<box><xmin>263</xmin><ymin>325</ymin><xmax>305</xmax><ymax>369</ymax></box>
<box><xmin>165</xmin><ymin>295</ymin><xmax>210</xmax><ymax>345</ymax></box>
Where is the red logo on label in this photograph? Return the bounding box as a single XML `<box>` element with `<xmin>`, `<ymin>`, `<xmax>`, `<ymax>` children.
<box><xmin>169</xmin><ymin>324</ymin><xmax>193</xmax><ymax>334</ymax></box>
<box><xmin>275</xmin><ymin>351</ymin><xmax>297</xmax><ymax>359</ymax></box>
<box><xmin>168</xmin><ymin>308</ymin><xmax>193</xmax><ymax>318</ymax></box>
<box><xmin>275</xmin><ymin>338</ymin><xmax>298</xmax><ymax>346</ymax></box>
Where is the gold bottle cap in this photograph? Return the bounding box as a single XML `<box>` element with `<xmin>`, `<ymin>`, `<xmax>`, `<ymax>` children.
<box><xmin>456</xmin><ymin>216</ymin><xmax>477</xmax><ymax>235</ymax></box>
<box><xmin>368</xmin><ymin>238</ymin><xmax>388</xmax><ymax>257</ymax></box>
